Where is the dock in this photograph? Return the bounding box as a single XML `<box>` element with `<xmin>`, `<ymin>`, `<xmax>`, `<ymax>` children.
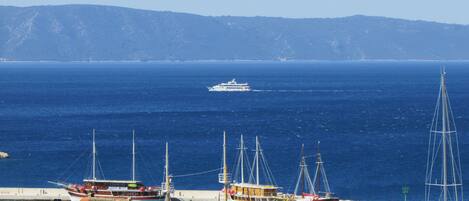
<box><xmin>0</xmin><ymin>188</ymin><xmax>68</xmax><ymax>201</ymax></box>
<box><xmin>0</xmin><ymin>188</ymin><xmax>221</xmax><ymax>201</ymax></box>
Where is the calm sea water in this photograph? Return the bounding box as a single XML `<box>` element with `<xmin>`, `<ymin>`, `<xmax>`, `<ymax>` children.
<box><xmin>0</xmin><ymin>61</ymin><xmax>469</xmax><ymax>201</ymax></box>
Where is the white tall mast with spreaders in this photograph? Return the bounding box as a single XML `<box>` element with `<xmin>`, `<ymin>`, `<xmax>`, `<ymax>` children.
<box><xmin>425</xmin><ymin>68</ymin><xmax>463</xmax><ymax>201</ymax></box>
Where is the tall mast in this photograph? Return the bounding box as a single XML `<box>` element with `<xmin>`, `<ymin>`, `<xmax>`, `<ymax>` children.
<box><xmin>132</xmin><ymin>130</ymin><xmax>136</xmax><ymax>181</ymax></box>
<box><xmin>240</xmin><ymin>135</ymin><xmax>244</xmax><ymax>184</ymax></box>
<box><xmin>313</xmin><ymin>141</ymin><xmax>331</xmax><ymax>194</ymax></box>
<box><xmin>294</xmin><ymin>144</ymin><xmax>314</xmax><ymax>196</ymax></box>
<box><xmin>441</xmin><ymin>70</ymin><xmax>448</xmax><ymax>201</ymax></box>
<box><xmin>92</xmin><ymin>129</ymin><xmax>96</xmax><ymax>180</ymax></box>
<box><xmin>315</xmin><ymin>141</ymin><xmax>321</xmax><ymax>193</ymax></box>
<box><xmin>255</xmin><ymin>136</ymin><xmax>260</xmax><ymax>186</ymax></box>
<box><xmin>424</xmin><ymin>68</ymin><xmax>463</xmax><ymax>201</ymax></box>
<box><xmin>223</xmin><ymin>131</ymin><xmax>228</xmax><ymax>201</ymax></box>
<box><xmin>165</xmin><ymin>142</ymin><xmax>171</xmax><ymax>201</ymax></box>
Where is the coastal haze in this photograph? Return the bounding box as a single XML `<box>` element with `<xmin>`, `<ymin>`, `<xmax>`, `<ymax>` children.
<box><xmin>1</xmin><ymin>5</ymin><xmax>469</xmax><ymax>61</ymax></box>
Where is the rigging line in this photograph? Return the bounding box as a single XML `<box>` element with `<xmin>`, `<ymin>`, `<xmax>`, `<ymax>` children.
<box><xmin>57</xmin><ymin>150</ymin><xmax>89</xmax><ymax>182</ymax></box>
<box><xmin>78</xmin><ymin>154</ymin><xmax>92</xmax><ymax>182</ymax></box>
<box><xmin>97</xmin><ymin>158</ymin><xmax>106</xmax><ymax>180</ymax></box>
<box><xmin>138</xmin><ymin>151</ymin><xmax>158</xmax><ymax>184</ymax></box>
<box><xmin>249</xmin><ymin>151</ymin><xmax>256</xmax><ymax>184</ymax></box>
<box><xmin>232</xmin><ymin>146</ymin><xmax>242</xmax><ymax>181</ymax></box>
<box><xmin>260</xmin><ymin>150</ymin><xmax>277</xmax><ymax>186</ymax></box>
<box><xmin>428</xmin><ymin>86</ymin><xmax>442</xmax><ymax>156</ymax></box>
<box><xmin>447</xmin><ymin>133</ymin><xmax>461</xmax><ymax>201</ymax></box>
<box><xmin>241</xmin><ymin>150</ymin><xmax>254</xmax><ymax>183</ymax></box>
<box><xmin>289</xmin><ymin>159</ymin><xmax>303</xmax><ymax>193</ymax></box>
<box><xmin>427</xmin><ymin>131</ymin><xmax>443</xmax><ymax>184</ymax></box>
<box><xmin>447</xmin><ymin>91</ymin><xmax>464</xmax><ymax>189</ymax></box>
<box><xmin>426</xmin><ymin>89</ymin><xmax>441</xmax><ymax>183</ymax></box>
<box><xmin>172</xmin><ymin>168</ymin><xmax>222</xmax><ymax>178</ymax></box>
<box><xmin>83</xmin><ymin>154</ymin><xmax>92</xmax><ymax>180</ymax></box>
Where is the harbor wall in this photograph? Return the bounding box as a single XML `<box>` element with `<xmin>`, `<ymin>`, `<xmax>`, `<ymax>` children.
<box><xmin>0</xmin><ymin>188</ymin><xmax>220</xmax><ymax>201</ymax></box>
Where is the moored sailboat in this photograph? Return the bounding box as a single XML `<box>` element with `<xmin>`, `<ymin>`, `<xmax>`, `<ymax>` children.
<box><xmin>293</xmin><ymin>142</ymin><xmax>339</xmax><ymax>201</ymax></box>
<box><xmin>219</xmin><ymin>133</ymin><xmax>287</xmax><ymax>201</ymax></box>
<box><xmin>59</xmin><ymin>130</ymin><xmax>169</xmax><ymax>201</ymax></box>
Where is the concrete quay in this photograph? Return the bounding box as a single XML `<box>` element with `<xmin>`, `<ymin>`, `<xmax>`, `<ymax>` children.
<box><xmin>0</xmin><ymin>188</ymin><xmax>68</xmax><ymax>201</ymax></box>
<box><xmin>0</xmin><ymin>188</ymin><xmax>221</xmax><ymax>201</ymax></box>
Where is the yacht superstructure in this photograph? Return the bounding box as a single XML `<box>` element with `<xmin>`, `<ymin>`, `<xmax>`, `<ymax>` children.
<box><xmin>208</xmin><ymin>79</ymin><xmax>251</xmax><ymax>92</ymax></box>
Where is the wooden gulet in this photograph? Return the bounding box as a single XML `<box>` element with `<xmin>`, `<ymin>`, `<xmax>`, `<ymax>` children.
<box><xmin>220</xmin><ymin>133</ymin><xmax>286</xmax><ymax>201</ymax></box>
<box><xmin>60</xmin><ymin>129</ymin><xmax>166</xmax><ymax>201</ymax></box>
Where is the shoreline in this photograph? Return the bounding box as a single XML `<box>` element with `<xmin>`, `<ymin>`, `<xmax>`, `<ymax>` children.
<box><xmin>0</xmin><ymin>188</ymin><xmax>221</xmax><ymax>201</ymax></box>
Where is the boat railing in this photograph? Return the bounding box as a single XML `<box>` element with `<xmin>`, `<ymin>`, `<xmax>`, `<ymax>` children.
<box><xmin>218</xmin><ymin>172</ymin><xmax>232</xmax><ymax>183</ymax></box>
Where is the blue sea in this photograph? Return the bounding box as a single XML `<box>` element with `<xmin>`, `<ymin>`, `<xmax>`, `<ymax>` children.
<box><xmin>0</xmin><ymin>61</ymin><xmax>469</xmax><ymax>201</ymax></box>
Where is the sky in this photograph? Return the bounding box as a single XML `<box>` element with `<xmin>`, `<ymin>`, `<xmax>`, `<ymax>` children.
<box><xmin>1</xmin><ymin>0</ymin><xmax>468</xmax><ymax>25</ymax></box>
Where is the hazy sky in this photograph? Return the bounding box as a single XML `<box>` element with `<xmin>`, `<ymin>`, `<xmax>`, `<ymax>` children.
<box><xmin>1</xmin><ymin>0</ymin><xmax>468</xmax><ymax>25</ymax></box>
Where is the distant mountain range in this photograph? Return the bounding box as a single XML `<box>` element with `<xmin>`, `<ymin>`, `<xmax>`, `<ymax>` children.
<box><xmin>1</xmin><ymin>5</ymin><xmax>469</xmax><ymax>61</ymax></box>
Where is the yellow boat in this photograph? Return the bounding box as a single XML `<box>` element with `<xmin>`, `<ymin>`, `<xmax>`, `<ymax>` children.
<box><xmin>219</xmin><ymin>133</ymin><xmax>291</xmax><ymax>201</ymax></box>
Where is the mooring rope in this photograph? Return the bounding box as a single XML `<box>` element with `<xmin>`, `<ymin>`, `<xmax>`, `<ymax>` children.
<box><xmin>172</xmin><ymin>168</ymin><xmax>222</xmax><ymax>178</ymax></box>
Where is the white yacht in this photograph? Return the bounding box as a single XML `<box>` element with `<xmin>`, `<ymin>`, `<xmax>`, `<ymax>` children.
<box><xmin>208</xmin><ymin>79</ymin><xmax>251</xmax><ymax>92</ymax></box>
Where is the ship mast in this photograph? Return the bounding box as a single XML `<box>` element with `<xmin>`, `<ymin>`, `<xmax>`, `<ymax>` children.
<box><xmin>165</xmin><ymin>142</ymin><xmax>171</xmax><ymax>201</ymax></box>
<box><xmin>255</xmin><ymin>136</ymin><xmax>260</xmax><ymax>186</ymax></box>
<box><xmin>425</xmin><ymin>68</ymin><xmax>463</xmax><ymax>201</ymax></box>
<box><xmin>442</xmin><ymin>71</ymin><xmax>448</xmax><ymax>201</ymax></box>
<box><xmin>294</xmin><ymin>144</ymin><xmax>315</xmax><ymax>196</ymax></box>
<box><xmin>132</xmin><ymin>130</ymin><xmax>136</xmax><ymax>181</ymax></box>
<box><xmin>315</xmin><ymin>142</ymin><xmax>321</xmax><ymax>193</ymax></box>
<box><xmin>240</xmin><ymin>135</ymin><xmax>244</xmax><ymax>184</ymax></box>
<box><xmin>223</xmin><ymin>131</ymin><xmax>228</xmax><ymax>201</ymax></box>
<box><xmin>246</xmin><ymin>136</ymin><xmax>276</xmax><ymax>187</ymax></box>
<box><xmin>239</xmin><ymin>134</ymin><xmax>245</xmax><ymax>184</ymax></box>
<box><xmin>92</xmin><ymin>129</ymin><xmax>96</xmax><ymax>180</ymax></box>
<box><xmin>312</xmin><ymin>141</ymin><xmax>331</xmax><ymax>195</ymax></box>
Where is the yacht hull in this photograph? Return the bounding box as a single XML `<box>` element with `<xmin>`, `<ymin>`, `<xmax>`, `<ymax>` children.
<box><xmin>68</xmin><ymin>191</ymin><xmax>165</xmax><ymax>201</ymax></box>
